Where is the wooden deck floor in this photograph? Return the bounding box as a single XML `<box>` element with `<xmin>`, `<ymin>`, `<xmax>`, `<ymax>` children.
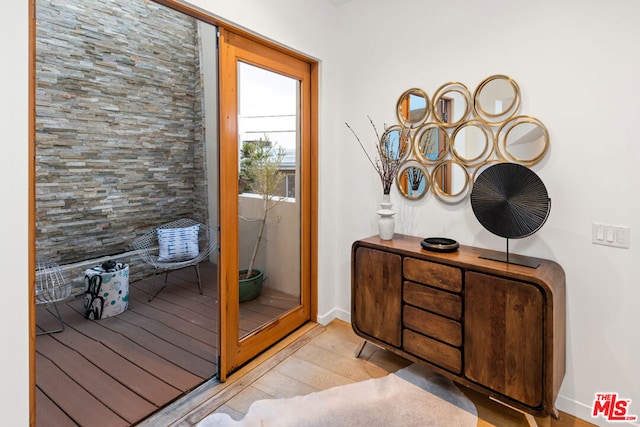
<box><xmin>35</xmin><ymin>262</ymin><xmax>298</xmax><ymax>426</ymax></box>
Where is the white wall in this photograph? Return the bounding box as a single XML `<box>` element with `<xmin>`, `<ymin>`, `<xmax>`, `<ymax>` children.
<box><xmin>5</xmin><ymin>0</ymin><xmax>638</xmax><ymax>425</ymax></box>
<box><xmin>334</xmin><ymin>0</ymin><xmax>639</xmax><ymax>425</ymax></box>
<box><xmin>200</xmin><ymin>20</ymin><xmax>220</xmax><ymax>260</ymax></box>
<box><xmin>2</xmin><ymin>1</ymin><xmax>31</xmax><ymax>424</ymax></box>
<box><xmin>239</xmin><ymin>195</ymin><xmax>301</xmax><ymax>297</ymax></box>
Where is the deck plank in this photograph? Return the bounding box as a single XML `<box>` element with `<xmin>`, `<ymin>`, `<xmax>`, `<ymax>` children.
<box><xmin>139</xmin><ymin>268</ymin><xmax>216</xmax><ymax>301</ymax></box>
<box><xmin>133</xmin><ymin>284</ymin><xmax>217</xmax><ymax>320</ymax></box>
<box><xmin>36</xmin><ymin>353</ymin><xmax>129</xmax><ymax>427</ymax></box>
<box><xmin>127</xmin><ymin>292</ymin><xmax>217</xmax><ymax>345</ymax></box>
<box><xmin>55</xmin><ymin>302</ymin><xmax>204</xmax><ymax>391</ymax></box>
<box><xmin>88</xmin><ymin>314</ymin><xmax>217</xmax><ymax>378</ymax></box>
<box><xmin>151</xmin><ymin>278</ymin><xmax>216</xmax><ymax>309</ymax></box>
<box><xmin>129</xmin><ymin>282</ymin><xmax>215</xmax><ymax>328</ymax></box>
<box><xmin>36</xmin><ymin>388</ymin><xmax>77</xmax><ymax>427</ymax></box>
<box><xmin>116</xmin><ymin>308</ymin><xmax>217</xmax><ymax>357</ymax></box>
<box><xmin>37</xmin><ymin>306</ymin><xmax>181</xmax><ymax>406</ymax></box>
<box><xmin>36</xmin><ymin>334</ymin><xmax>156</xmax><ymax>424</ymax></box>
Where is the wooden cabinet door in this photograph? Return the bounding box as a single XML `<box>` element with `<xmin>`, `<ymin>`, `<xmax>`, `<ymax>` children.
<box><xmin>464</xmin><ymin>271</ymin><xmax>544</xmax><ymax>408</ymax></box>
<box><xmin>353</xmin><ymin>247</ymin><xmax>402</xmax><ymax>347</ymax></box>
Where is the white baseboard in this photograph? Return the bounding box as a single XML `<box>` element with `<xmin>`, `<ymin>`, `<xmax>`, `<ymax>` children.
<box><xmin>316</xmin><ymin>307</ymin><xmax>350</xmax><ymax>326</ymax></box>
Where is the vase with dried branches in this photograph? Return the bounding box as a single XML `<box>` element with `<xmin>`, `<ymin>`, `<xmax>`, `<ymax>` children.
<box><xmin>346</xmin><ymin>117</ymin><xmax>410</xmax><ymax>240</ymax></box>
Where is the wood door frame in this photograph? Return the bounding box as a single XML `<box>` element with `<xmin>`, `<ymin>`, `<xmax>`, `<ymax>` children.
<box><xmin>28</xmin><ymin>0</ymin><xmax>318</xmax><ymax>419</ymax></box>
<box><xmin>28</xmin><ymin>1</ymin><xmax>37</xmax><ymax>424</ymax></box>
<box><xmin>218</xmin><ymin>28</ymin><xmax>317</xmax><ymax>379</ymax></box>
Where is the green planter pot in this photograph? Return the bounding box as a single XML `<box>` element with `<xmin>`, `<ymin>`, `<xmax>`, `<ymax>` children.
<box><xmin>239</xmin><ymin>268</ymin><xmax>264</xmax><ymax>302</ymax></box>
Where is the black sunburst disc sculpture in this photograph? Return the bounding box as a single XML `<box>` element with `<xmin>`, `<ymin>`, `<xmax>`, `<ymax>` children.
<box><xmin>470</xmin><ymin>162</ymin><xmax>551</xmax><ymax>267</ymax></box>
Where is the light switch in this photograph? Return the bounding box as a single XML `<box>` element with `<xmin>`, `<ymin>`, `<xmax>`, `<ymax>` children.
<box><xmin>615</xmin><ymin>226</ymin><xmax>630</xmax><ymax>248</ymax></box>
<box><xmin>592</xmin><ymin>223</ymin><xmax>630</xmax><ymax>248</ymax></box>
<box><xmin>606</xmin><ymin>227</ymin><xmax>615</xmax><ymax>242</ymax></box>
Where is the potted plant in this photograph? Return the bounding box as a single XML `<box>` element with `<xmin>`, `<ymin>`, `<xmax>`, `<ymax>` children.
<box><xmin>238</xmin><ymin>136</ymin><xmax>287</xmax><ymax>302</ymax></box>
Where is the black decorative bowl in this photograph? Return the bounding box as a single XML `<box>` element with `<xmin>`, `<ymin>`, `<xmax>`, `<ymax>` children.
<box><xmin>421</xmin><ymin>237</ymin><xmax>460</xmax><ymax>253</ymax></box>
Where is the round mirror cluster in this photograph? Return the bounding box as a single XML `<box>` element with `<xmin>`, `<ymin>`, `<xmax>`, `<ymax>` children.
<box><xmin>393</xmin><ymin>75</ymin><xmax>550</xmax><ymax>203</ymax></box>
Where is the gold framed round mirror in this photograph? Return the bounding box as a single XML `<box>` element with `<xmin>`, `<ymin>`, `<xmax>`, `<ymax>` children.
<box><xmin>473</xmin><ymin>75</ymin><xmax>521</xmax><ymax>125</ymax></box>
<box><xmin>450</xmin><ymin>120</ymin><xmax>493</xmax><ymax>167</ymax></box>
<box><xmin>432</xmin><ymin>82</ymin><xmax>471</xmax><ymax>128</ymax></box>
<box><xmin>496</xmin><ymin>116</ymin><xmax>549</xmax><ymax>166</ymax></box>
<box><xmin>414</xmin><ymin>122</ymin><xmax>449</xmax><ymax>164</ymax></box>
<box><xmin>380</xmin><ymin>125</ymin><xmax>410</xmax><ymax>162</ymax></box>
<box><xmin>396</xmin><ymin>161</ymin><xmax>430</xmax><ymax>200</ymax></box>
<box><xmin>396</xmin><ymin>88</ymin><xmax>430</xmax><ymax>127</ymax></box>
<box><xmin>431</xmin><ymin>160</ymin><xmax>469</xmax><ymax>203</ymax></box>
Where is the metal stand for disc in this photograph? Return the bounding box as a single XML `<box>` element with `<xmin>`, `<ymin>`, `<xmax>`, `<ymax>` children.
<box><xmin>479</xmin><ymin>238</ymin><xmax>541</xmax><ymax>268</ymax></box>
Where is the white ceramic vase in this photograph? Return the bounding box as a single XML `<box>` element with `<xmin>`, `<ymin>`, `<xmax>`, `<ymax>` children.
<box><xmin>377</xmin><ymin>194</ymin><xmax>396</xmax><ymax>240</ymax></box>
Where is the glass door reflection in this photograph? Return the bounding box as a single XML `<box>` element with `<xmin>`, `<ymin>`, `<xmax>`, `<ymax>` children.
<box><xmin>237</xmin><ymin>62</ymin><xmax>301</xmax><ymax>338</ymax></box>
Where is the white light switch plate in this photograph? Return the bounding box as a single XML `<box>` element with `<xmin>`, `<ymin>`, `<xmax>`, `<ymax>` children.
<box><xmin>592</xmin><ymin>223</ymin><xmax>630</xmax><ymax>248</ymax></box>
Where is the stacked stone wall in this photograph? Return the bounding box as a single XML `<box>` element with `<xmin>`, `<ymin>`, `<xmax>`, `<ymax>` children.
<box><xmin>35</xmin><ymin>0</ymin><xmax>208</xmax><ymax>287</ymax></box>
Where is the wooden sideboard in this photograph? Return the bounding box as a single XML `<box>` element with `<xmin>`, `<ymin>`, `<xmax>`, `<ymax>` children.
<box><xmin>351</xmin><ymin>234</ymin><xmax>566</xmax><ymax>417</ymax></box>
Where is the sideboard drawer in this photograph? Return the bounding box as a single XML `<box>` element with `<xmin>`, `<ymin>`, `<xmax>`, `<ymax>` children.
<box><xmin>403</xmin><ymin>329</ymin><xmax>462</xmax><ymax>374</ymax></box>
<box><xmin>403</xmin><ymin>281</ymin><xmax>462</xmax><ymax>320</ymax></box>
<box><xmin>403</xmin><ymin>305</ymin><xmax>461</xmax><ymax>347</ymax></box>
<box><xmin>403</xmin><ymin>257</ymin><xmax>462</xmax><ymax>293</ymax></box>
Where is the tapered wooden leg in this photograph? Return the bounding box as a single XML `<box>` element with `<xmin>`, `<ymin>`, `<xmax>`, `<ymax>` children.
<box><xmin>354</xmin><ymin>340</ymin><xmax>367</xmax><ymax>358</ymax></box>
<box><xmin>524</xmin><ymin>413</ymin><xmax>538</xmax><ymax>427</ymax></box>
<box><xmin>490</xmin><ymin>396</ymin><xmax>542</xmax><ymax>427</ymax></box>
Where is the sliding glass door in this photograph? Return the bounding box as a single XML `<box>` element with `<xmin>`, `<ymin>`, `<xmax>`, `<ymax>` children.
<box><xmin>218</xmin><ymin>29</ymin><xmax>315</xmax><ymax>379</ymax></box>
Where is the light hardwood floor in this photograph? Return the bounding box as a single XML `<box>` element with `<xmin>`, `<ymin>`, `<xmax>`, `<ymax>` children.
<box><xmin>141</xmin><ymin>320</ymin><xmax>595</xmax><ymax>427</ymax></box>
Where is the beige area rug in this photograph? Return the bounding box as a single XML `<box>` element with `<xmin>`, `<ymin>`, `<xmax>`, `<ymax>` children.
<box><xmin>196</xmin><ymin>363</ymin><xmax>478</xmax><ymax>426</ymax></box>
